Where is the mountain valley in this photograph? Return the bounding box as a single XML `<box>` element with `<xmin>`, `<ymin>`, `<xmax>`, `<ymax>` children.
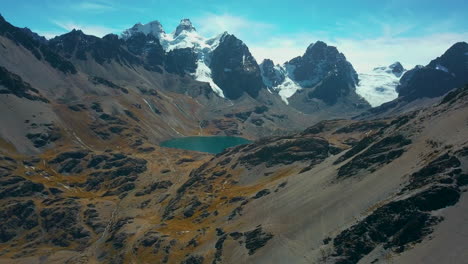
<box><xmin>0</xmin><ymin>14</ymin><xmax>467</xmax><ymax>264</ymax></box>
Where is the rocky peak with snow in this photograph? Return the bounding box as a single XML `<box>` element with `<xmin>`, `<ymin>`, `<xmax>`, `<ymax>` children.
<box><xmin>260</xmin><ymin>59</ymin><xmax>285</xmax><ymax>88</ymax></box>
<box><xmin>286</xmin><ymin>41</ymin><xmax>356</xmax><ymax>87</ymax></box>
<box><xmin>121</xmin><ymin>20</ymin><xmax>165</xmax><ymax>39</ymax></box>
<box><xmin>262</xmin><ymin>40</ymin><xmax>364</xmax><ymax>107</ymax></box>
<box><xmin>397</xmin><ymin>42</ymin><xmax>468</xmax><ymax>100</ymax></box>
<box><xmin>427</xmin><ymin>41</ymin><xmax>468</xmax><ymax>77</ymax></box>
<box><xmin>174</xmin><ymin>19</ymin><xmax>196</xmax><ymax>37</ymax></box>
<box><xmin>373</xmin><ymin>62</ymin><xmax>405</xmax><ymax>78</ymax></box>
<box><xmin>388</xmin><ymin>62</ymin><xmax>405</xmax><ymax>76</ymax></box>
<box><xmin>210</xmin><ymin>33</ymin><xmax>264</xmax><ymax>99</ymax></box>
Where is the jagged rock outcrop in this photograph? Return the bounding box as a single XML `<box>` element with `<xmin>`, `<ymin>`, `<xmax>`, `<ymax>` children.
<box><xmin>210</xmin><ymin>34</ymin><xmax>264</xmax><ymax>99</ymax></box>
<box><xmin>49</xmin><ymin>30</ymin><xmax>141</xmax><ymax>66</ymax></box>
<box><xmin>174</xmin><ymin>19</ymin><xmax>196</xmax><ymax>37</ymax></box>
<box><xmin>165</xmin><ymin>48</ymin><xmax>197</xmax><ymax>75</ymax></box>
<box><xmin>0</xmin><ymin>14</ymin><xmax>76</xmax><ymax>74</ymax></box>
<box><xmin>287</xmin><ymin>41</ymin><xmax>360</xmax><ymax>104</ymax></box>
<box><xmin>260</xmin><ymin>59</ymin><xmax>285</xmax><ymax>88</ymax></box>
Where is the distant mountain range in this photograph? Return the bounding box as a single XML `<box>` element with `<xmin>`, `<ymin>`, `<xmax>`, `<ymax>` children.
<box><xmin>1</xmin><ymin>14</ymin><xmax>468</xmax><ymax>264</ymax></box>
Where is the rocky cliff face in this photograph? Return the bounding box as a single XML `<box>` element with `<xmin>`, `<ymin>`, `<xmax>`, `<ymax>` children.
<box><xmin>210</xmin><ymin>34</ymin><xmax>264</xmax><ymax>99</ymax></box>
<box><xmin>260</xmin><ymin>59</ymin><xmax>285</xmax><ymax>88</ymax></box>
<box><xmin>0</xmin><ymin>15</ymin><xmax>76</xmax><ymax>74</ymax></box>
<box><xmin>287</xmin><ymin>41</ymin><xmax>359</xmax><ymax>104</ymax></box>
<box><xmin>165</xmin><ymin>47</ymin><xmax>198</xmax><ymax>75</ymax></box>
<box><xmin>288</xmin><ymin>41</ymin><xmax>358</xmax><ymax>88</ymax></box>
<box><xmin>124</xmin><ymin>32</ymin><xmax>165</xmax><ymax>71</ymax></box>
<box><xmin>174</xmin><ymin>18</ymin><xmax>196</xmax><ymax>37</ymax></box>
<box><xmin>49</xmin><ymin>30</ymin><xmax>142</xmax><ymax>66</ymax></box>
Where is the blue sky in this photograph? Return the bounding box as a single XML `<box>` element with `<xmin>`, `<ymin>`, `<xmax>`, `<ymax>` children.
<box><xmin>1</xmin><ymin>0</ymin><xmax>467</xmax><ymax>71</ymax></box>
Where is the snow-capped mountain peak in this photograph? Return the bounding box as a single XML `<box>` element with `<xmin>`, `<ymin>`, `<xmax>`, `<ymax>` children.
<box><xmin>121</xmin><ymin>19</ymin><xmax>229</xmax><ymax>97</ymax></box>
<box><xmin>121</xmin><ymin>20</ymin><xmax>165</xmax><ymax>39</ymax></box>
<box><xmin>174</xmin><ymin>18</ymin><xmax>196</xmax><ymax>37</ymax></box>
<box><xmin>261</xmin><ymin>41</ymin><xmax>357</xmax><ymax>104</ymax></box>
<box><xmin>373</xmin><ymin>61</ymin><xmax>405</xmax><ymax>77</ymax></box>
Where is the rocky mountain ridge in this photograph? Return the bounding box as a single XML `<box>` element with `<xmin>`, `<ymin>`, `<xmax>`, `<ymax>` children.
<box><xmin>1</xmin><ymin>13</ymin><xmax>468</xmax><ymax>264</ymax></box>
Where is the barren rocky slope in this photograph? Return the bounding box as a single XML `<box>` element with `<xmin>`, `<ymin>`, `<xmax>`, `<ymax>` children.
<box><xmin>0</xmin><ymin>85</ymin><xmax>466</xmax><ymax>263</ymax></box>
<box><xmin>1</xmin><ymin>14</ymin><xmax>468</xmax><ymax>264</ymax></box>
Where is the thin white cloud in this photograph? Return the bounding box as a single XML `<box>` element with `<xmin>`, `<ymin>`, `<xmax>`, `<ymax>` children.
<box><xmin>194</xmin><ymin>13</ymin><xmax>274</xmax><ymax>39</ymax></box>
<box><xmin>249</xmin><ymin>33</ymin><xmax>320</xmax><ymax>65</ymax></box>
<box><xmin>71</xmin><ymin>1</ymin><xmax>115</xmax><ymax>12</ymax></box>
<box><xmin>51</xmin><ymin>20</ymin><xmax>122</xmax><ymax>37</ymax></box>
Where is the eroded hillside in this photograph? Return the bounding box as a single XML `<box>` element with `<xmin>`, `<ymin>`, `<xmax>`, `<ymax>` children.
<box><xmin>1</xmin><ymin>86</ymin><xmax>466</xmax><ymax>264</ymax></box>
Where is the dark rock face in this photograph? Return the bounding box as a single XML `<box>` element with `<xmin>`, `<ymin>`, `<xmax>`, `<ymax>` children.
<box><xmin>174</xmin><ymin>19</ymin><xmax>196</xmax><ymax>37</ymax></box>
<box><xmin>406</xmin><ymin>153</ymin><xmax>464</xmax><ymax>190</ymax></box>
<box><xmin>397</xmin><ymin>42</ymin><xmax>468</xmax><ymax>101</ymax></box>
<box><xmin>210</xmin><ymin>34</ymin><xmax>264</xmax><ymax>99</ymax></box>
<box><xmin>307</xmin><ymin>71</ymin><xmax>354</xmax><ymax>105</ymax></box>
<box><xmin>20</xmin><ymin>27</ymin><xmax>47</xmax><ymax>44</ymax></box>
<box><xmin>244</xmin><ymin>226</ymin><xmax>274</xmax><ymax>255</ymax></box>
<box><xmin>327</xmin><ymin>150</ymin><xmax>466</xmax><ymax>263</ymax></box>
<box><xmin>286</xmin><ymin>41</ymin><xmax>358</xmax><ymax>104</ymax></box>
<box><xmin>253</xmin><ymin>189</ymin><xmax>271</xmax><ymax>199</ymax></box>
<box><xmin>40</xmin><ymin>199</ymin><xmax>90</xmax><ymax>247</ymax></box>
<box><xmin>373</xmin><ymin>62</ymin><xmax>405</xmax><ymax>77</ymax></box>
<box><xmin>334</xmin><ymin>136</ymin><xmax>375</xmax><ymax>165</ymax></box>
<box><xmin>239</xmin><ymin>136</ymin><xmax>342</xmax><ymax>167</ymax></box>
<box><xmin>26</xmin><ymin>125</ymin><xmax>61</xmax><ymax>148</ymax></box>
<box><xmin>49</xmin><ymin>30</ymin><xmax>140</xmax><ymax>66</ymax></box>
<box><xmin>125</xmin><ymin>32</ymin><xmax>165</xmax><ymax>71</ymax></box>
<box><xmin>439</xmin><ymin>84</ymin><xmax>468</xmax><ymax>105</ymax></box>
<box><xmin>389</xmin><ymin>62</ymin><xmax>405</xmax><ymax>77</ymax></box>
<box><xmin>260</xmin><ymin>59</ymin><xmax>285</xmax><ymax>88</ymax></box>
<box><xmin>330</xmin><ymin>185</ymin><xmax>460</xmax><ymax>263</ymax></box>
<box><xmin>337</xmin><ymin>135</ymin><xmax>411</xmax><ymax>178</ymax></box>
<box><xmin>165</xmin><ymin>48</ymin><xmax>197</xmax><ymax>75</ymax></box>
<box><xmin>0</xmin><ymin>66</ymin><xmax>49</xmax><ymax>103</ymax></box>
<box><xmin>84</xmin><ymin>207</ymin><xmax>106</xmax><ymax>233</ymax></box>
<box><xmin>0</xmin><ymin>175</ymin><xmax>45</xmax><ymax>199</ymax></box>
<box><xmin>0</xmin><ymin>15</ymin><xmax>76</xmax><ymax>74</ymax></box>
<box><xmin>106</xmin><ymin>217</ymin><xmax>133</xmax><ymax>249</ymax></box>
<box><xmin>0</xmin><ymin>200</ymin><xmax>38</xmax><ymax>242</ymax></box>
<box><xmin>181</xmin><ymin>255</ymin><xmax>204</xmax><ymax>264</ymax></box>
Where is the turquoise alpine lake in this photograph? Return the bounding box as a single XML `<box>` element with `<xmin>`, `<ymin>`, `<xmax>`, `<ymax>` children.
<box><xmin>160</xmin><ymin>136</ymin><xmax>251</xmax><ymax>154</ymax></box>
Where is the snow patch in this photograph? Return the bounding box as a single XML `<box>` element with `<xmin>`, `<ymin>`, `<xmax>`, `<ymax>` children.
<box><xmin>274</xmin><ymin>76</ymin><xmax>302</xmax><ymax>104</ymax></box>
<box><xmin>435</xmin><ymin>64</ymin><xmax>449</xmax><ymax>73</ymax></box>
<box><xmin>194</xmin><ymin>60</ymin><xmax>225</xmax><ymax>97</ymax></box>
<box><xmin>260</xmin><ymin>63</ymin><xmax>302</xmax><ymax>104</ymax></box>
<box><xmin>356</xmin><ymin>66</ymin><xmax>404</xmax><ymax>107</ymax></box>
